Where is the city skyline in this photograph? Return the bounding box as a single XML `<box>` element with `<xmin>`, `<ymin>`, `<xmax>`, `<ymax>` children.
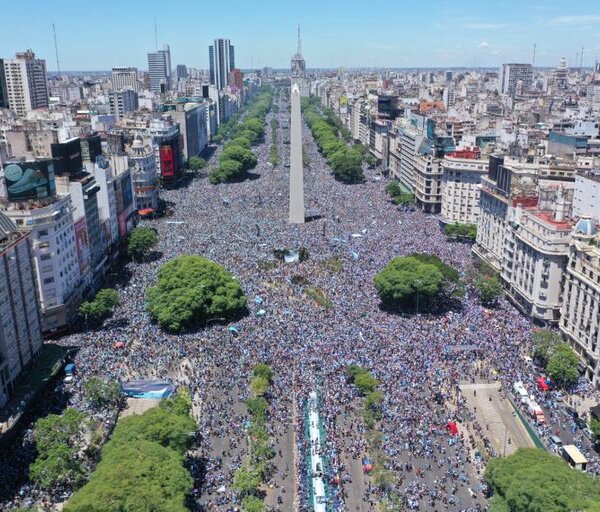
<box><xmin>1</xmin><ymin>0</ymin><xmax>600</xmax><ymax>71</ymax></box>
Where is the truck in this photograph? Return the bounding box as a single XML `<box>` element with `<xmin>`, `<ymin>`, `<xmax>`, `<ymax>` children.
<box><xmin>526</xmin><ymin>399</ymin><xmax>546</xmax><ymax>424</ymax></box>
<box><xmin>64</xmin><ymin>363</ymin><xmax>75</xmax><ymax>384</ymax></box>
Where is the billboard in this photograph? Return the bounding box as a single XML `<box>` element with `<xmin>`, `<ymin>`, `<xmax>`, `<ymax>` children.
<box><xmin>3</xmin><ymin>160</ymin><xmax>56</xmax><ymax>201</ymax></box>
<box><xmin>160</xmin><ymin>138</ymin><xmax>181</xmax><ymax>180</ymax></box>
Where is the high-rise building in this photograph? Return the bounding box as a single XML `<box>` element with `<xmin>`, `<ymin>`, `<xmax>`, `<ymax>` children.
<box><xmin>0</xmin><ymin>211</ymin><xmax>43</xmax><ymax>407</ymax></box>
<box><xmin>108</xmin><ymin>89</ymin><xmax>139</xmax><ymax>118</ymax></box>
<box><xmin>147</xmin><ymin>46</ymin><xmax>171</xmax><ymax>94</ymax></box>
<box><xmin>209</xmin><ymin>39</ymin><xmax>235</xmax><ymax>91</ymax></box>
<box><xmin>176</xmin><ymin>64</ymin><xmax>188</xmax><ymax>82</ymax></box>
<box><xmin>499</xmin><ymin>63</ymin><xmax>533</xmax><ymax>97</ymax></box>
<box><xmin>1</xmin><ymin>50</ymin><xmax>48</xmax><ymax>116</ymax></box>
<box><xmin>111</xmin><ymin>67</ymin><xmax>139</xmax><ymax>92</ymax></box>
<box><xmin>0</xmin><ymin>60</ymin><xmax>8</xmax><ymax>109</ymax></box>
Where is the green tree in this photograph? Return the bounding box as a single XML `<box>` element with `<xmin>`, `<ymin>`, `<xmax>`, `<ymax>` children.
<box><xmin>65</xmin><ymin>393</ymin><xmax>195</xmax><ymax>512</ymax></box>
<box><xmin>242</xmin><ymin>118</ymin><xmax>266</xmax><ymax>139</ymax></box>
<box><xmin>65</xmin><ymin>440</ymin><xmax>192</xmax><ymax>512</ymax></box>
<box><xmin>590</xmin><ymin>418</ymin><xmax>600</xmax><ymax>443</ymax></box>
<box><xmin>445</xmin><ymin>223</ymin><xmax>477</xmax><ymax>241</ymax></box>
<box><xmin>83</xmin><ymin>377</ymin><xmax>122</xmax><ymax>409</ymax></box>
<box><xmin>328</xmin><ymin>148</ymin><xmax>365</xmax><ymax>183</ymax></box>
<box><xmin>242</xmin><ymin>495</ymin><xmax>266</xmax><ymax>512</ymax></box>
<box><xmin>230</xmin><ymin>137</ymin><xmax>252</xmax><ymax>149</ymax></box>
<box><xmin>31</xmin><ymin>408</ymin><xmax>87</xmax><ymax>489</ymax></box>
<box><xmin>188</xmin><ymin>156</ymin><xmax>206</xmax><ymax>171</ymax></box>
<box><xmin>128</xmin><ymin>227</ymin><xmax>158</xmax><ymax>261</ymax></box>
<box><xmin>210</xmin><ymin>158</ymin><xmax>244</xmax><ymax>184</ymax></box>
<box><xmin>546</xmin><ymin>343</ymin><xmax>580</xmax><ymax>388</ymax></box>
<box><xmin>532</xmin><ymin>330</ymin><xmax>562</xmax><ymax>367</ymax></box>
<box><xmin>474</xmin><ymin>274</ymin><xmax>503</xmax><ymax>306</ymax></box>
<box><xmin>485</xmin><ymin>448</ymin><xmax>600</xmax><ymax>511</ymax></box>
<box><xmin>385</xmin><ymin>181</ymin><xmax>402</xmax><ymax>198</ymax></box>
<box><xmin>79</xmin><ymin>288</ymin><xmax>120</xmax><ymax>323</ymax></box>
<box><xmin>253</xmin><ymin>363</ymin><xmax>274</xmax><ymax>383</ymax></box>
<box><xmin>374</xmin><ymin>256</ymin><xmax>448</xmax><ymax>311</ymax></box>
<box><xmin>250</xmin><ymin>376</ymin><xmax>269</xmax><ymax>397</ymax></box>
<box><xmin>146</xmin><ymin>255</ymin><xmax>247</xmax><ymax>331</ymax></box>
<box><xmin>221</xmin><ymin>144</ymin><xmax>258</xmax><ymax>171</ymax></box>
<box><xmin>233</xmin><ymin>464</ymin><xmax>262</xmax><ymax>497</ymax></box>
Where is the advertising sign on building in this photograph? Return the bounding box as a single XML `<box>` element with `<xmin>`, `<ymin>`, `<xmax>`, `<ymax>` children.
<box><xmin>160</xmin><ymin>144</ymin><xmax>175</xmax><ymax>178</ymax></box>
<box><xmin>74</xmin><ymin>217</ymin><xmax>91</xmax><ymax>274</ymax></box>
<box><xmin>3</xmin><ymin>160</ymin><xmax>56</xmax><ymax>201</ymax></box>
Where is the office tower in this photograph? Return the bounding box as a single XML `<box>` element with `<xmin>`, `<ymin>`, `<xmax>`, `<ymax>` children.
<box><xmin>1</xmin><ymin>50</ymin><xmax>49</xmax><ymax>116</ymax></box>
<box><xmin>209</xmin><ymin>39</ymin><xmax>235</xmax><ymax>90</ymax></box>
<box><xmin>108</xmin><ymin>89</ymin><xmax>139</xmax><ymax>118</ymax></box>
<box><xmin>0</xmin><ymin>211</ymin><xmax>43</xmax><ymax>406</ymax></box>
<box><xmin>147</xmin><ymin>45</ymin><xmax>171</xmax><ymax>94</ymax></box>
<box><xmin>176</xmin><ymin>64</ymin><xmax>188</xmax><ymax>81</ymax></box>
<box><xmin>0</xmin><ymin>60</ymin><xmax>7</xmax><ymax>109</ymax></box>
<box><xmin>111</xmin><ymin>67</ymin><xmax>139</xmax><ymax>92</ymax></box>
<box><xmin>499</xmin><ymin>63</ymin><xmax>533</xmax><ymax>97</ymax></box>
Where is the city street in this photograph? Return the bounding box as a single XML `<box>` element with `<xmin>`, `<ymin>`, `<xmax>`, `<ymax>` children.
<box><xmin>1</xmin><ymin>89</ymin><xmax>599</xmax><ymax>512</ymax></box>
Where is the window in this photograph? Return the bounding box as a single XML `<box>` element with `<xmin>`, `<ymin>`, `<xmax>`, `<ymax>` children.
<box><xmin>43</xmin><ymin>277</ymin><xmax>54</xmax><ymax>284</ymax></box>
<box><xmin>41</xmin><ymin>254</ymin><xmax>52</xmax><ymax>261</ymax></box>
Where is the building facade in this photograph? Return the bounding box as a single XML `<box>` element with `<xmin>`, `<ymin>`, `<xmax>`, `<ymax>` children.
<box><xmin>108</xmin><ymin>89</ymin><xmax>139</xmax><ymax>118</ymax></box>
<box><xmin>111</xmin><ymin>67</ymin><xmax>139</xmax><ymax>92</ymax></box>
<box><xmin>1</xmin><ymin>50</ymin><xmax>48</xmax><ymax>116</ymax></box>
<box><xmin>560</xmin><ymin>219</ymin><xmax>600</xmax><ymax>384</ymax></box>
<box><xmin>440</xmin><ymin>156</ymin><xmax>488</xmax><ymax>225</ymax></box>
<box><xmin>0</xmin><ymin>211</ymin><xmax>43</xmax><ymax>407</ymax></box>
<box><xmin>209</xmin><ymin>39</ymin><xmax>235</xmax><ymax>91</ymax></box>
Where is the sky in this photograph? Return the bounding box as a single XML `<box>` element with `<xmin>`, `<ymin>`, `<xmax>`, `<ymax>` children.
<box><xmin>1</xmin><ymin>0</ymin><xmax>600</xmax><ymax>71</ymax></box>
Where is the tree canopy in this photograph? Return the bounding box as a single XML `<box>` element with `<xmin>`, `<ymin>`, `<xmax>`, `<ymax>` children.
<box><xmin>65</xmin><ymin>391</ymin><xmax>194</xmax><ymax>512</ymax></box>
<box><xmin>31</xmin><ymin>408</ymin><xmax>87</xmax><ymax>490</ymax></box>
<box><xmin>78</xmin><ymin>288</ymin><xmax>120</xmax><ymax>323</ymax></box>
<box><xmin>532</xmin><ymin>330</ymin><xmax>562</xmax><ymax>367</ymax></box>
<box><xmin>302</xmin><ymin>97</ymin><xmax>365</xmax><ymax>183</ymax></box>
<box><xmin>188</xmin><ymin>156</ymin><xmax>206</xmax><ymax>171</ymax></box>
<box><xmin>83</xmin><ymin>377</ymin><xmax>122</xmax><ymax>409</ymax></box>
<box><xmin>374</xmin><ymin>254</ymin><xmax>460</xmax><ymax>311</ymax></box>
<box><xmin>546</xmin><ymin>343</ymin><xmax>580</xmax><ymax>388</ymax></box>
<box><xmin>128</xmin><ymin>227</ymin><xmax>158</xmax><ymax>261</ymax></box>
<box><xmin>146</xmin><ymin>255</ymin><xmax>247</xmax><ymax>331</ymax></box>
<box><xmin>475</xmin><ymin>274</ymin><xmax>503</xmax><ymax>306</ymax></box>
<box><xmin>484</xmin><ymin>448</ymin><xmax>600</xmax><ymax>512</ymax></box>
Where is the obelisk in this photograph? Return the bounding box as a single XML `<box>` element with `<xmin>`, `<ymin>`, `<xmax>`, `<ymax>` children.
<box><xmin>289</xmin><ymin>83</ymin><xmax>305</xmax><ymax>224</ymax></box>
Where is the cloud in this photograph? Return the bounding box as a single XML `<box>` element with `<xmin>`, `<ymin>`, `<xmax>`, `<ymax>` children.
<box><xmin>547</xmin><ymin>15</ymin><xmax>600</xmax><ymax>26</ymax></box>
<box><xmin>463</xmin><ymin>22</ymin><xmax>505</xmax><ymax>30</ymax></box>
<box><xmin>478</xmin><ymin>41</ymin><xmax>490</xmax><ymax>48</ymax></box>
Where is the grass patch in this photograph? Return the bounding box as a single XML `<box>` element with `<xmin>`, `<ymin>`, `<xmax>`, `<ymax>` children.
<box><xmin>305</xmin><ymin>287</ymin><xmax>333</xmax><ymax>309</ymax></box>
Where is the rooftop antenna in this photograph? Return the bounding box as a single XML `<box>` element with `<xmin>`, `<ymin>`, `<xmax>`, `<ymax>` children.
<box><xmin>580</xmin><ymin>46</ymin><xmax>584</xmax><ymax>73</ymax></box>
<box><xmin>297</xmin><ymin>23</ymin><xmax>302</xmax><ymax>56</ymax></box>
<box><xmin>52</xmin><ymin>22</ymin><xmax>61</xmax><ymax>78</ymax></box>
<box><xmin>154</xmin><ymin>17</ymin><xmax>158</xmax><ymax>50</ymax></box>
<box><xmin>532</xmin><ymin>42</ymin><xmax>536</xmax><ymax>68</ymax></box>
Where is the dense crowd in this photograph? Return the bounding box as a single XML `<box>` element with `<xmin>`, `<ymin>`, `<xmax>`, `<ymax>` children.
<box><xmin>1</xmin><ymin>91</ymin><xmax>599</xmax><ymax>511</ymax></box>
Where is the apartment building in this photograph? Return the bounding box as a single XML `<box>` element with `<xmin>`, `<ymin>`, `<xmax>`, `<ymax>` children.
<box><xmin>440</xmin><ymin>155</ymin><xmax>488</xmax><ymax>225</ymax></box>
<box><xmin>413</xmin><ymin>154</ymin><xmax>442</xmax><ymax>213</ymax></box>
<box><xmin>128</xmin><ymin>137</ymin><xmax>159</xmax><ymax>210</ymax></box>
<box><xmin>502</xmin><ymin>206</ymin><xmax>572</xmax><ymax>323</ymax></box>
<box><xmin>0</xmin><ymin>211</ymin><xmax>43</xmax><ymax>407</ymax></box>
<box><xmin>3</xmin><ymin>193</ymin><xmax>81</xmax><ymax>333</ymax></box>
<box><xmin>560</xmin><ymin>218</ymin><xmax>600</xmax><ymax>384</ymax></box>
